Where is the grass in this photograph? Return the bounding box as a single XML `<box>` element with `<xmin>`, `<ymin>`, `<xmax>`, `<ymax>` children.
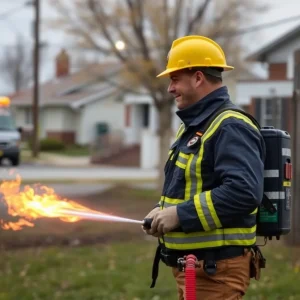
<box><xmin>20</xmin><ymin>145</ymin><xmax>90</xmax><ymax>164</ymax></box>
<box><xmin>0</xmin><ymin>185</ymin><xmax>299</xmax><ymax>299</ymax></box>
<box><xmin>49</xmin><ymin>145</ymin><xmax>90</xmax><ymax>157</ymax></box>
<box><xmin>0</xmin><ymin>242</ymin><xmax>299</xmax><ymax>300</ymax></box>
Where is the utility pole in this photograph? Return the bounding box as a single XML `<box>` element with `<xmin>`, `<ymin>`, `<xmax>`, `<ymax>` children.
<box><xmin>32</xmin><ymin>0</ymin><xmax>40</xmax><ymax>158</ymax></box>
<box><xmin>288</xmin><ymin>49</ymin><xmax>300</xmax><ymax>246</ymax></box>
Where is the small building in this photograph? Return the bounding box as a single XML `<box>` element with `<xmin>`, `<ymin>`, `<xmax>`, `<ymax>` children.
<box><xmin>236</xmin><ymin>25</ymin><xmax>300</xmax><ymax>132</ymax></box>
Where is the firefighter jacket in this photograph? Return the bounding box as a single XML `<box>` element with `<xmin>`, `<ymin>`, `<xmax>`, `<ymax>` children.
<box><xmin>159</xmin><ymin>86</ymin><xmax>265</xmax><ymax>251</ymax></box>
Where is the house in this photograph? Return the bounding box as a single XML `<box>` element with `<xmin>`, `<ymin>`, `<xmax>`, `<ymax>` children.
<box><xmin>9</xmin><ymin>49</ymin><xmax>177</xmax><ymax>167</ymax></box>
<box><xmin>10</xmin><ymin>50</ymin><xmax>127</xmax><ymax>147</ymax></box>
<box><xmin>236</xmin><ymin>24</ymin><xmax>300</xmax><ymax>133</ymax></box>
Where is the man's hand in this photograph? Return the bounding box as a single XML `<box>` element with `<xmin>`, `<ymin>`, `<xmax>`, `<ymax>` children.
<box><xmin>149</xmin><ymin>206</ymin><xmax>179</xmax><ymax>235</ymax></box>
<box><xmin>142</xmin><ymin>207</ymin><xmax>160</xmax><ymax>234</ymax></box>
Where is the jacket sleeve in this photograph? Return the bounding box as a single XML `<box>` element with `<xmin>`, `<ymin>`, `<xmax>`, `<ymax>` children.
<box><xmin>176</xmin><ymin>121</ymin><xmax>265</xmax><ymax>233</ymax></box>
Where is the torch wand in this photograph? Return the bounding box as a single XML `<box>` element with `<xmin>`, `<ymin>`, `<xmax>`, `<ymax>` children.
<box><xmin>60</xmin><ymin>209</ymin><xmax>153</xmax><ymax>229</ymax></box>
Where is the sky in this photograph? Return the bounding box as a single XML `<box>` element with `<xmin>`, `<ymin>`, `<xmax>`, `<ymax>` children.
<box><xmin>0</xmin><ymin>0</ymin><xmax>300</xmax><ymax>94</ymax></box>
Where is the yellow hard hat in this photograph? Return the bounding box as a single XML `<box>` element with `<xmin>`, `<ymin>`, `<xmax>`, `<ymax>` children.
<box><xmin>157</xmin><ymin>35</ymin><xmax>234</xmax><ymax>78</ymax></box>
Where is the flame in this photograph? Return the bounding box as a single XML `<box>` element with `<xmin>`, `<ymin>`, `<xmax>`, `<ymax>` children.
<box><xmin>0</xmin><ymin>175</ymin><xmax>104</xmax><ymax>231</ymax></box>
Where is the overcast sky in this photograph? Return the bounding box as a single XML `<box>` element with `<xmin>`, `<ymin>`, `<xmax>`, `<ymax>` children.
<box><xmin>0</xmin><ymin>0</ymin><xmax>300</xmax><ymax>94</ymax></box>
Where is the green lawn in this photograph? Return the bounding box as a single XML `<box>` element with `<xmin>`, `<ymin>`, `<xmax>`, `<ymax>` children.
<box><xmin>49</xmin><ymin>145</ymin><xmax>90</xmax><ymax>157</ymax></box>
<box><xmin>0</xmin><ymin>241</ymin><xmax>299</xmax><ymax>300</ymax></box>
<box><xmin>0</xmin><ymin>186</ymin><xmax>299</xmax><ymax>299</ymax></box>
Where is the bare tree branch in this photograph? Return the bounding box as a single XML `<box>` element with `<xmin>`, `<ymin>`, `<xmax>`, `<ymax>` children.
<box><xmin>173</xmin><ymin>0</ymin><xmax>183</xmax><ymax>40</ymax></box>
<box><xmin>186</xmin><ymin>0</ymin><xmax>211</xmax><ymax>34</ymax></box>
<box><xmin>0</xmin><ymin>36</ymin><xmax>33</xmax><ymax>93</ymax></box>
<box><xmin>125</xmin><ymin>0</ymin><xmax>151</xmax><ymax>61</ymax></box>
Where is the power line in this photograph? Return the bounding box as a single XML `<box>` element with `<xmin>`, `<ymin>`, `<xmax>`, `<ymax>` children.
<box><xmin>225</xmin><ymin>14</ymin><xmax>300</xmax><ymax>37</ymax></box>
<box><xmin>0</xmin><ymin>13</ymin><xmax>300</xmax><ymax>50</ymax></box>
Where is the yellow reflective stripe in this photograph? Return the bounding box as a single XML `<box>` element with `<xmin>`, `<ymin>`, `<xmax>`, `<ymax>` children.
<box><xmin>176</xmin><ymin>124</ymin><xmax>185</xmax><ymax>139</ymax></box>
<box><xmin>195</xmin><ymin>111</ymin><xmax>259</xmax><ymax>195</ymax></box>
<box><xmin>224</xmin><ymin>226</ymin><xmax>256</xmax><ymax>234</ymax></box>
<box><xmin>179</xmin><ymin>152</ymin><xmax>189</xmax><ymax>159</ymax></box>
<box><xmin>163</xmin><ymin>196</ymin><xmax>184</xmax><ymax>205</ymax></box>
<box><xmin>168</xmin><ymin>150</ymin><xmax>173</xmax><ymax>155</ymax></box>
<box><xmin>194</xmin><ymin>192</ymin><xmax>221</xmax><ymax>231</ymax></box>
<box><xmin>166</xmin><ymin>226</ymin><xmax>256</xmax><ymax>238</ymax></box>
<box><xmin>195</xmin><ymin>148</ymin><xmax>203</xmax><ymax>194</ymax></box>
<box><xmin>164</xmin><ymin>237</ymin><xmax>257</xmax><ymax>250</ymax></box>
<box><xmin>224</xmin><ymin>237</ymin><xmax>256</xmax><ymax>246</ymax></box>
<box><xmin>194</xmin><ymin>194</ymin><xmax>210</xmax><ymax>231</ymax></box>
<box><xmin>164</xmin><ymin>227</ymin><xmax>257</xmax><ymax>250</ymax></box>
<box><xmin>206</xmin><ymin>191</ymin><xmax>222</xmax><ymax>228</ymax></box>
<box><xmin>184</xmin><ymin>153</ymin><xmax>194</xmax><ymax>200</ymax></box>
<box><xmin>166</xmin><ymin>229</ymin><xmax>224</xmax><ymax>238</ymax></box>
<box><xmin>175</xmin><ymin>161</ymin><xmax>186</xmax><ymax>169</ymax></box>
<box><xmin>251</xmin><ymin>208</ymin><xmax>258</xmax><ymax>215</ymax></box>
<box><xmin>170</xmin><ymin>154</ymin><xmax>174</xmax><ymax>160</ymax></box>
<box><xmin>164</xmin><ymin>240</ymin><xmax>225</xmax><ymax>250</ymax></box>
<box><xmin>204</xmin><ymin>111</ymin><xmax>258</xmax><ymax>143</ymax></box>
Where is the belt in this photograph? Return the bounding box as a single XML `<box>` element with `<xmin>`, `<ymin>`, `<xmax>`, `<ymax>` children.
<box><xmin>160</xmin><ymin>246</ymin><xmax>247</xmax><ymax>268</ymax></box>
<box><xmin>150</xmin><ymin>245</ymin><xmax>249</xmax><ymax>288</ymax></box>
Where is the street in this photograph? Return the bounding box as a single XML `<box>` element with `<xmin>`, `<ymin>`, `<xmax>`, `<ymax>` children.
<box><xmin>0</xmin><ymin>164</ymin><xmax>158</xmax><ymax>182</ymax></box>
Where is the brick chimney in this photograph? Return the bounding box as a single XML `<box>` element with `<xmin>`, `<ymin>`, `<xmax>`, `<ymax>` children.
<box><xmin>56</xmin><ymin>49</ymin><xmax>70</xmax><ymax>78</ymax></box>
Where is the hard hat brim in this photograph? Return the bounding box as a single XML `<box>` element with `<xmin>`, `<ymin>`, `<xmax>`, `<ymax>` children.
<box><xmin>157</xmin><ymin>65</ymin><xmax>234</xmax><ymax>78</ymax></box>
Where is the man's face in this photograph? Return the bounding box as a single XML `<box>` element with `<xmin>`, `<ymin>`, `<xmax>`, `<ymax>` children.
<box><xmin>167</xmin><ymin>70</ymin><xmax>200</xmax><ymax>110</ymax></box>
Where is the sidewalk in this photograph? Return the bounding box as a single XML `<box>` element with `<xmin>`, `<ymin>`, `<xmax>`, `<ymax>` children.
<box><xmin>22</xmin><ymin>150</ymin><xmax>92</xmax><ymax>167</ymax></box>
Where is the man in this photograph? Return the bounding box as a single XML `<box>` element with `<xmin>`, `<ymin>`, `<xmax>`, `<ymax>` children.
<box><xmin>143</xmin><ymin>35</ymin><xmax>265</xmax><ymax>299</ymax></box>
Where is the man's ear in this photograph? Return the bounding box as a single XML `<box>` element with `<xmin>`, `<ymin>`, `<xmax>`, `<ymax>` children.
<box><xmin>194</xmin><ymin>71</ymin><xmax>205</xmax><ymax>87</ymax></box>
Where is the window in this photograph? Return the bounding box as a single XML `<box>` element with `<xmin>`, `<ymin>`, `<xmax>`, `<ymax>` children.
<box><xmin>141</xmin><ymin>104</ymin><xmax>149</xmax><ymax>128</ymax></box>
<box><xmin>25</xmin><ymin>108</ymin><xmax>32</xmax><ymax>125</ymax></box>
<box><xmin>261</xmin><ymin>98</ymin><xmax>282</xmax><ymax>128</ymax></box>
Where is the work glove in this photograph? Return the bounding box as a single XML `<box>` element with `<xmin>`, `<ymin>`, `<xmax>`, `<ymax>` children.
<box><xmin>149</xmin><ymin>206</ymin><xmax>179</xmax><ymax>236</ymax></box>
<box><xmin>142</xmin><ymin>207</ymin><xmax>160</xmax><ymax>235</ymax></box>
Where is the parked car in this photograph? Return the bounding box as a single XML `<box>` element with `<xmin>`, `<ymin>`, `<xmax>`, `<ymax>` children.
<box><xmin>0</xmin><ymin>97</ymin><xmax>22</xmax><ymax>166</ymax></box>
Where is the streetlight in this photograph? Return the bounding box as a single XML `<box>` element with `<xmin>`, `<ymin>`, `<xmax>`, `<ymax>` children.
<box><xmin>115</xmin><ymin>40</ymin><xmax>126</xmax><ymax>51</ymax></box>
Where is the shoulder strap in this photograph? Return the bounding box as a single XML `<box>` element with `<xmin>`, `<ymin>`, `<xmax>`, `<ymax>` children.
<box><xmin>204</xmin><ymin>103</ymin><xmax>276</xmax><ymax>213</ymax></box>
<box><xmin>202</xmin><ymin>102</ymin><xmax>261</xmax><ymax>134</ymax></box>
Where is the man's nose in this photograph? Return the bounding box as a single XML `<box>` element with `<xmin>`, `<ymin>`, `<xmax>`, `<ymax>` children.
<box><xmin>168</xmin><ymin>82</ymin><xmax>175</xmax><ymax>94</ymax></box>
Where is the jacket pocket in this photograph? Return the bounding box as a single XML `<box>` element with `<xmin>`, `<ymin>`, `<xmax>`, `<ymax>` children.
<box><xmin>175</xmin><ymin>146</ymin><xmax>199</xmax><ymax>176</ymax></box>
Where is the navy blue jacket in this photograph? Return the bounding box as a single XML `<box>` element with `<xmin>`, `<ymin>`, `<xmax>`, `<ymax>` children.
<box><xmin>162</xmin><ymin>86</ymin><xmax>265</xmax><ymax>233</ymax></box>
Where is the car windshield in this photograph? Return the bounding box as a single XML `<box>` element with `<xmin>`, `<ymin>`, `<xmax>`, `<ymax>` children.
<box><xmin>0</xmin><ymin>115</ymin><xmax>16</xmax><ymax>131</ymax></box>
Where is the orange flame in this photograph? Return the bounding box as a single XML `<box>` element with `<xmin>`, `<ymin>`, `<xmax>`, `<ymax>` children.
<box><xmin>0</xmin><ymin>175</ymin><xmax>103</xmax><ymax>231</ymax></box>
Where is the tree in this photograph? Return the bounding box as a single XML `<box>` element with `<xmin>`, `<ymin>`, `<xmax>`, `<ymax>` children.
<box><xmin>49</xmin><ymin>0</ymin><xmax>267</xmax><ymax>185</ymax></box>
<box><xmin>0</xmin><ymin>36</ymin><xmax>33</xmax><ymax>93</ymax></box>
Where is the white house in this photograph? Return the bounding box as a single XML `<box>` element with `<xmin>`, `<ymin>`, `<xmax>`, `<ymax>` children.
<box><xmin>10</xmin><ymin>50</ymin><xmax>125</xmax><ymax>146</ymax></box>
<box><xmin>236</xmin><ymin>24</ymin><xmax>300</xmax><ymax>132</ymax></box>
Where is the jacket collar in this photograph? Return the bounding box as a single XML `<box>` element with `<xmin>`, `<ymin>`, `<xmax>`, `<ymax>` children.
<box><xmin>176</xmin><ymin>86</ymin><xmax>231</xmax><ymax>127</ymax></box>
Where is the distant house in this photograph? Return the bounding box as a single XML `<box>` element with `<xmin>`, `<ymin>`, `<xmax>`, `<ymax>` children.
<box><xmin>236</xmin><ymin>25</ymin><xmax>300</xmax><ymax>133</ymax></box>
<box><xmin>9</xmin><ymin>50</ymin><xmax>128</xmax><ymax>147</ymax></box>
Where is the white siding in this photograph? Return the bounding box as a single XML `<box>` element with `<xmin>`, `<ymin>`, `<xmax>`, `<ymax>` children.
<box><xmin>267</xmin><ymin>37</ymin><xmax>300</xmax><ymax>79</ymax></box>
<box><xmin>77</xmin><ymin>96</ymin><xmax>124</xmax><ymax>145</ymax></box>
<box><xmin>44</xmin><ymin>107</ymin><xmax>64</xmax><ymax>130</ymax></box>
<box><xmin>42</xmin><ymin>107</ymin><xmax>77</xmax><ymax>140</ymax></box>
<box><xmin>236</xmin><ymin>80</ymin><xmax>293</xmax><ymax>105</ymax></box>
<box><xmin>43</xmin><ymin>107</ymin><xmax>76</xmax><ymax>131</ymax></box>
<box><xmin>268</xmin><ymin>37</ymin><xmax>300</xmax><ymax>63</ymax></box>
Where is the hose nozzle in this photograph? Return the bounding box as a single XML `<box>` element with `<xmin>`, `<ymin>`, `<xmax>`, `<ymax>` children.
<box><xmin>143</xmin><ymin>218</ymin><xmax>153</xmax><ymax>230</ymax></box>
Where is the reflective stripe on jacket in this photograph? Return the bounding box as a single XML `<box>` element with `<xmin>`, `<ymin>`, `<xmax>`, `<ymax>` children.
<box><xmin>159</xmin><ymin>86</ymin><xmax>265</xmax><ymax>251</ymax></box>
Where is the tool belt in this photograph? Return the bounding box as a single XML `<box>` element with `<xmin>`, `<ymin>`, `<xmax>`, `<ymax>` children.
<box><xmin>150</xmin><ymin>245</ymin><xmax>252</xmax><ymax>288</ymax></box>
<box><xmin>160</xmin><ymin>246</ymin><xmax>247</xmax><ymax>268</ymax></box>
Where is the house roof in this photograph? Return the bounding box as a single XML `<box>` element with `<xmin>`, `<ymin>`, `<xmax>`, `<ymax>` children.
<box><xmin>246</xmin><ymin>23</ymin><xmax>300</xmax><ymax>62</ymax></box>
<box><xmin>9</xmin><ymin>62</ymin><xmax>122</xmax><ymax>109</ymax></box>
